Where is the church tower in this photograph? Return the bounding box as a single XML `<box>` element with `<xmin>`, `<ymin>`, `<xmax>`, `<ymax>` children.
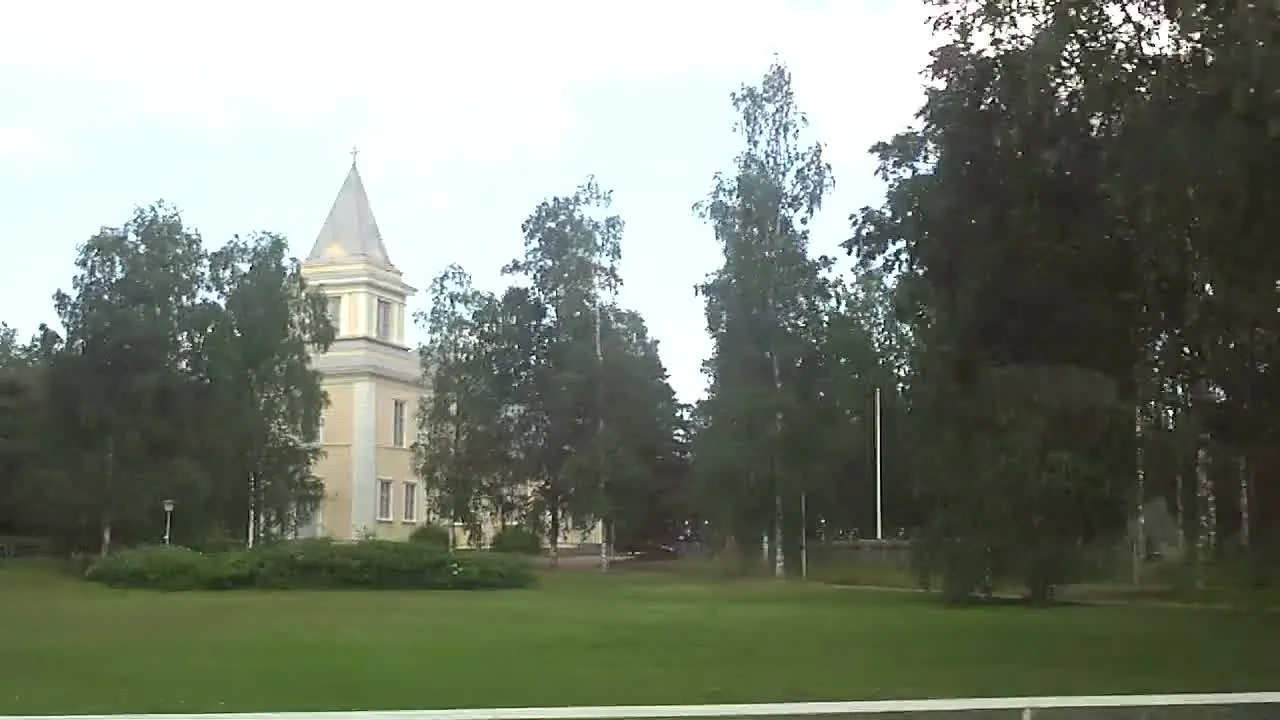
<box><xmin>302</xmin><ymin>157</ymin><xmax>423</xmax><ymax>540</ymax></box>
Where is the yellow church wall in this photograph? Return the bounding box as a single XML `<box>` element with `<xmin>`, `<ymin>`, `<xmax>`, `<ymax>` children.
<box><xmin>374</xmin><ymin>378</ymin><xmax>421</xmax><ymax>479</ymax></box>
<box><xmin>313</xmin><ymin>445</ymin><xmax>352</xmax><ymax>537</ymax></box>
<box><xmin>369</xmin><ymin>376</ymin><xmax>424</xmax><ymax>540</ymax></box>
<box><xmin>373</xmin><ymin>508</ymin><xmax>415</xmax><ymax>540</ymax></box>
<box><xmin>322</xmin><ymin>381</ymin><xmax>353</xmax><ymax>443</ymax></box>
<box><xmin>313</xmin><ymin>380</ymin><xmax>353</xmax><ymax>537</ymax></box>
<box><xmin>373</xmin><ymin>379</ymin><xmax>421</xmax><ymax>447</ymax></box>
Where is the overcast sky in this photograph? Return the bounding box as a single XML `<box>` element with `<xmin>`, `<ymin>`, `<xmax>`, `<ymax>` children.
<box><xmin>0</xmin><ymin>0</ymin><xmax>934</xmax><ymax>402</ymax></box>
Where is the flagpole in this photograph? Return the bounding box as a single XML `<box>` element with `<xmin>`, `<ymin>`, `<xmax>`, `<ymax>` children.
<box><xmin>875</xmin><ymin>386</ymin><xmax>883</xmax><ymax>541</ymax></box>
<box><xmin>595</xmin><ymin>297</ymin><xmax>609</xmax><ymax>572</ymax></box>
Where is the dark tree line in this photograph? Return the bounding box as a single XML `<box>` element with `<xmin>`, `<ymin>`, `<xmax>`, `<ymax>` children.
<box><xmin>0</xmin><ymin>204</ymin><xmax>332</xmax><ymax>553</ymax></box>
<box><xmin>6</xmin><ymin>1</ymin><xmax>1277</xmax><ymax>605</ymax></box>
<box><xmin>692</xmin><ymin>0</ymin><xmax>1279</xmax><ymax>601</ymax></box>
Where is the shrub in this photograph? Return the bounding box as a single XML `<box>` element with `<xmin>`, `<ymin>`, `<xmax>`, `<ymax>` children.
<box><xmin>490</xmin><ymin>526</ymin><xmax>542</xmax><ymax>555</ymax></box>
<box><xmin>409</xmin><ymin>524</ymin><xmax>451</xmax><ymax>551</ymax></box>
<box><xmin>191</xmin><ymin>525</ymin><xmax>243</xmax><ymax>553</ymax></box>
<box><xmin>84</xmin><ymin>545</ymin><xmax>217</xmax><ymax>590</ymax></box>
<box><xmin>84</xmin><ymin>538</ymin><xmax>536</xmax><ymax>591</ymax></box>
<box><xmin>248</xmin><ymin>539</ymin><xmax>535</xmax><ymax>590</ymax></box>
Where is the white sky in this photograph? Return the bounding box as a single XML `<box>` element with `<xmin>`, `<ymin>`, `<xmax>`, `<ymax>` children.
<box><xmin>0</xmin><ymin>0</ymin><xmax>935</xmax><ymax>401</ymax></box>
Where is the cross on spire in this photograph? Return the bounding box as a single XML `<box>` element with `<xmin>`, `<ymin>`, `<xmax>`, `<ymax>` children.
<box><xmin>350</xmin><ymin>145</ymin><xmax>360</xmax><ymax>166</ymax></box>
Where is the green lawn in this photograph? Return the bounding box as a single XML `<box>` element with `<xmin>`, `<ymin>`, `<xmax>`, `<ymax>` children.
<box><xmin>1</xmin><ymin>564</ymin><xmax>1278</xmax><ymax>715</ymax></box>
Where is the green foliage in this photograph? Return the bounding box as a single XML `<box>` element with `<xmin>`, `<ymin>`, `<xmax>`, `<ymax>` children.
<box><xmin>408</xmin><ymin>524</ymin><xmax>451</xmax><ymax>551</ymax></box>
<box><xmin>9</xmin><ymin>10</ymin><xmax>1279</xmax><ymax>605</ymax></box>
<box><xmin>83</xmin><ymin>539</ymin><xmax>536</xmax><ymax>591</ymax></box>
<box><xmin>693</xmin><ymin>60</ymin><xmax>845</xmax><ymax>573</ymax></box>
<box><xmin>83</xmin><ymin>545</ymin><xmax>236</xmax><ymax>591</ymax></box>
<box><xmin>244</xmin><ymin>539</ymin><xmax>534</xmax><ymax>590</ymax></box>
<box><xmin>843</xmin><ymin>0</ymin><xmax>1280</xmax><ymax>599</ymax></box>
<box><xmin>415</xmin><ymin>266</ymin><xmax>515</xmax><ymax>532</ymax></box>
<box><xmin>206</xmin><ymin>232</ymin><xmax>333</xmax><ymax>544</ymax></box>
<box><xmin>416</xmin><ymin>180</ymin><xmax>687</xmax><ymax>562</ymax></box>
<box><xmin>490</xmin><ymin>526</ymin><xmax>541</xmax><ymax>555</ymax></box>
<box><xmin>0</xmin><ymin>204</ymin><xmax>333</xmax><ymax>553</ymax></box>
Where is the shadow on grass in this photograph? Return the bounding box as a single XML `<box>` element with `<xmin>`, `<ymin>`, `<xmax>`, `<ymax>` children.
<box><xmin>598</xmin><ymin>551</ymin><xmax>1280</xmax><ymax>612</ymax></box>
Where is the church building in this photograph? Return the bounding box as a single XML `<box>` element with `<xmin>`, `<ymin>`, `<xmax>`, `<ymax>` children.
<box><xmin>299</xmin><ymin>157</ymin><xmax>602</xmax><ymax>550</ymax></box>
<box><xmin>299</xmin><ymin>157</ymin><xmax>420</xmax><ymax>541</ymax></box>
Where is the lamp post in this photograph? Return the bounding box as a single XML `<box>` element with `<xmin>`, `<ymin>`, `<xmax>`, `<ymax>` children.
<box><xmin>162</xmin><ymin>499</ymin><xmax>175</xmax><ymax>546</ymax></box>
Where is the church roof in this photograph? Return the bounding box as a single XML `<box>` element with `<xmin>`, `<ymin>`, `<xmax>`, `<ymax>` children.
<box><xmin>306</xmin><ymin>159</ymin><xmax>394</xmax><ymax>268</ymax></box>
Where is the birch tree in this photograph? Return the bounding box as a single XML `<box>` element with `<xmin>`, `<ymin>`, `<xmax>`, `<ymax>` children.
<box><xmin>695</xmin><ymin>60</ymin><xmax>833</xmax><ymax>575</ymax></box>
<box><xmin>502</xmin><ymin>178</ymin><xmax>623</xmax><ymax>566</ymax></box>
<box><xmin>415</xmin><ymin>265</ymin><xmax>510</xmax><ymax>539</ymax></box>
<box><xmin>51</xmin><ymin>204</ymin><xmax>209</xmax><ymax>554</ymax></box>
<box><xmin>206</xmin><ymin>232</ymin><xmax>333</xmax><ymax>546</ymax></box>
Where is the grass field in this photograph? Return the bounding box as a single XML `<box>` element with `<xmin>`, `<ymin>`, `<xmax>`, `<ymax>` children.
<box><xmin>1</xmin><ymin>563</ymin><xmax>1278</xmax><ymax>716</ymax></box>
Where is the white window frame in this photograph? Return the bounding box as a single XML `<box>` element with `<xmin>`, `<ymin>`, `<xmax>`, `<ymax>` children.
<box><xmin>376</xmin><ymin>478</ymin><xmax>393</xmax><ymax>521</ymax></box>
<box><xmin>402</xmin><ymin>481</ymin><xmax>418</xmax><ymax>523</ymax></box>
<box><xmin>392</xmin><ymin>399</ymin><xmax>407</xmax><ymax>448</ymax></box>
<box><xmin>327</xmin><ymin>295</ymin><xmax>343</xmax><ymax>334</ymax></box>
<box><xmin>376</xmin><ymin>299</ymin><xmax>392</xmax><ymax>342</ymax></box>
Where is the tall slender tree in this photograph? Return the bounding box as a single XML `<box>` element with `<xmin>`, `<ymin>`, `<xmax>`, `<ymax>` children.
<box><xmin>416</xmin><ymin>265</ymin><xmax>509</xmax><ymax>539</ymax></box>
<box><xmin>205</xmin><ymin>232</ymin><xmax>333</xmax><ymax>546</ymax></box>
<box><xmin>695</xmin><ymin>60</ymin><xmax>834</xmax><ymax>575</ymax></box>
<box><xmin>502</xmin><ymin>178</ymin><xmax>624</xmax><ymax>565</ymax></box>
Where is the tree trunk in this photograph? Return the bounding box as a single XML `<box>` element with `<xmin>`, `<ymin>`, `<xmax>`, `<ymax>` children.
<box><xmin>773</xmin><ymin>494</ymin><xmax>785</xmax><ymax>579</ymax></box>
<box><xmin>1134</xmin><ymin>404</ymin><xmax>1146</xmax><ymax>586</ymax></box>
<box><xmin>769</xmin><ymin>348</ymin><xmax>785</xmax><ymax>579</ymax></box>
<box><xmin>594</xmin><ymin>300</ymin><xmax>609</xmax><ymax>573</ymax></box>
<box><xmin>1238</xmin><ymin>456</ymin><xmax>1250</xmax><ymax>549</ymax></box>
<box><xmin>599</xmin><ymin>518</ymin><xmax>610</xmax><ymax>572</ymax></box>
<box><xmin>100</xmin><ymin>436</ymin><xmax>115</xmax><ymax>557</ymax></box>
<box><xmin>246</xmin><ymin>472</ymin><xmax>257</xmax><ymax>549</ymax></box>
<box><xmin>1175</xmin><ymin>471</ymin><xmax>1187</xmax><ymax>555</ymax></box>
<box><xmin>99</xmin><ymin>518</ymin><xmax>112</xmax><ymax>558</ymax></box>
<box><xmin>548</xmin><ymin>501</ymin><xmax>560</xmax><ymax>568</ymax></box>
<box><xmin>1194</xmin><ymin>439</ymin><xmax>1214</xmax><ymax>591</ymax></box>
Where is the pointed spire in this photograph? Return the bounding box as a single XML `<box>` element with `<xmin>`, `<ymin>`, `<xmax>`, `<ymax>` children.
<box><xmin>306</xmin><ymin>153</ymin><xmax>393</xmax><ymax>268</ymax></box>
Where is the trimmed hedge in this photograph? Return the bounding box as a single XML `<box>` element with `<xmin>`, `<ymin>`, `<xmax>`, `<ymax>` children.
<box><xmin>490</xmin><ymin>526</ymin><xmax>542</xmax><ymax>555</ymax></box>
<box><xmin>84</xmin><ymin>539</ymin><xmax>536</xmax><ymax>591</ymax></box>
<box><xmin>408</xmin><ymin>524</ymin><xmax>451</xmax><ymax>551</ymax></box>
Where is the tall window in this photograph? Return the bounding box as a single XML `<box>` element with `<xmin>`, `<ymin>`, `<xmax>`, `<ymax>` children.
<box><xmin>376</xmin><ymin>479</ymin><xmax>392</xmax><ymax>521</ymax></box>
<box><xmin>403</xmin><ymin>482</ymin><xmax>417</xmax><ymax>522</ymax></box>
<box><xmin>392</xmin><ymin>399</ymin><xmax>407</xmax><ymax>448</ymax></box>
<box><xmin>376</xmin><ymin>299</ymin><xmax>392</xmax><ymax>342</ymax></box>
<box><xmin>327</xmin><ymin>295</ymin><xmax>343</xmax><ymax>334</ymax></box>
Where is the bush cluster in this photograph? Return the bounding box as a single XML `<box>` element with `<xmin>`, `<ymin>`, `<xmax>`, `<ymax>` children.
<box><xmin>408</xmin><ymin>524</ymin><xmax>451</xmax><ymax>551</ymax></box>
<box><xmin>490</xmin><ymin>526</ymin><xmax>542</xmax><ymax>555</ymax></box>
<box><xmin>84</xmin><ymin>539</ymin><xmax>536</xmax><ymax>591</ymax></box>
